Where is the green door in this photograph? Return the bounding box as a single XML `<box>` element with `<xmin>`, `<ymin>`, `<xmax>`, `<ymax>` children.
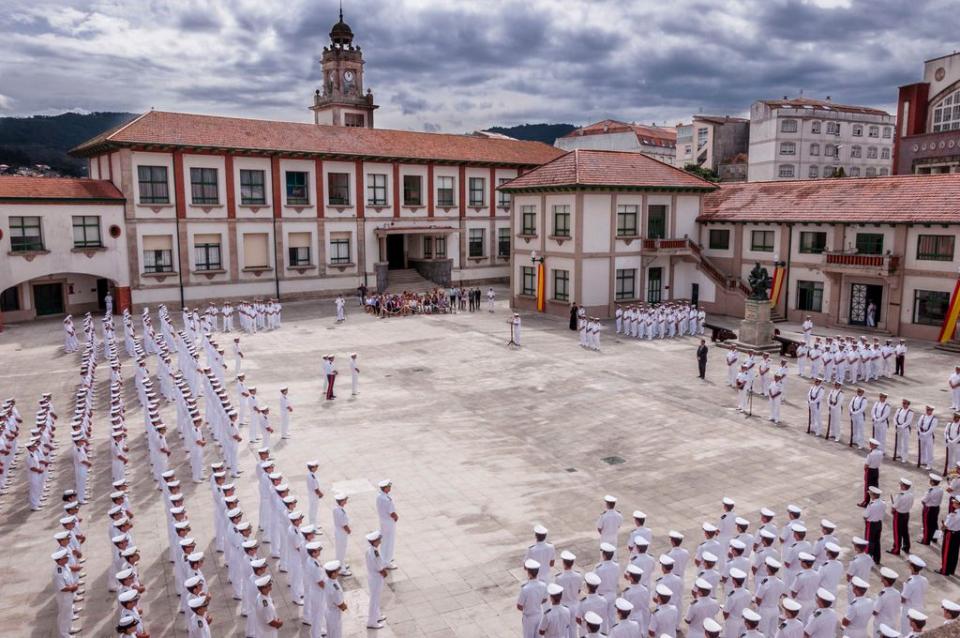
<box><xmin>33</xmin><ymin>283</ymin><xmax>64</xmax><ymax>316</ymax></box>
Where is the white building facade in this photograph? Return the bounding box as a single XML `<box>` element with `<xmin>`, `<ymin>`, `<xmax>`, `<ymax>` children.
<box><xmin>555</xmin><ymin>120</ymin><xmax>677</xmax><ymax>166</ymax></box>
<box><xmin>748</xmin><ymin>97</ymin><xmax>895</xmax><ymax>181</ymax></box>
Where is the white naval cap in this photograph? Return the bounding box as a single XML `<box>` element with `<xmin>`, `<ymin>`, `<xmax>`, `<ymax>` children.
<box><xmin>184</xmin><ymin>575</ymin><xmax>202</xmax><ymax>589</ymax></box>
<box><xmin>734</xmin><ymin>517</ymin><xmax>749</xmax><ymax>526</ymax></box>
<box><xmin>930</xmin><ymin>473</ymin><xmax>943</xmax><ymax>482</ymax></box>
<box><xmin>59</xmin><ymin>516</ymin><xmax>76</xmax><ymax>525</ymax></box>
<box><xmin>547</xmin><ymin>583</ymin><xmax>564</xmax><ymax>596</ymax></box>
<box><xmin>187</xmin><ymin>552</ymin><xmax>204</xmax><ymax>562</ymax></box>
<box><xmin>729</xmin><ymin>567</ymin><xmax>747</xmax><ymax>580</ymax></box>
<box><xmin>759</xmin><ymin>529</ymin><xmax>776</xmax><ymax>540</ymax></box>
<box><xmin>702</xmin><ymin>522</ymin><xmax>718</xmax><ymax>533</ymax></box>
<box><xmin>524</xmin><ymin>558</ymin><xmax>541</xmax><ymax>570</ymax></box>
<box><xmin>255</xmin><ymin>575</ymin><xmax>272</xmax><ymax>587</ymax></box>
<box><xmin>306</xmin><ymin>459</ymin><xmax>319</xmax><ymax>467</ymax></box>
<box><xmin>178</xmin><ymin>538</ymin><xmax>196</xmax><ymax>547</ymax></box>
<box><xmin>668</xmin><ymin>530</ymin><xmax>684</xmax><ymax>540</ymax></box>
<box><xmin>729</xmin><ymin>539</ymin><xmax>746</xmax><ymax>551</ymax></box>
<box><xmin>227</xmin><ymin>507</ymin><xmax>242</xmax><ymax>518</ymax></box>
<box><xmin>267</xmin><ymin>472</ymin><xmax>282</xmax><ymax>480</ymax></box>
<box><xmin>908</xmin><ymin>555</ymin><xmax>926</xmax><ymax>569</ymax></box>
<box><xmin>324</xmin><ymin>560</ymin><xmax>342</xmax><ymax>572</ymax></box>
<box><xmin>742</xmin><ymin>608</ymin><xmax>761</xmax><ymax>623</ymax></box>
<box><xmin>790</xmin><ymin>523</ymin><xmax>807</xmax><ymax>534</ymax></box>
<box><xmin>634</xmin><ymin>536</ymin><xmax>649</xmax><ymax>547</ymax></box>
<box><xmin>288</xmin><ymin>510</ymin><xmax>304</xmax><ymax>521</ymax></box>
<box><xmin>869</xmin><ymin>438</ymin><xmax>881</xmax><ymax>446</ymax></box>
<box><xmin>701</xmin><ymin>551</ymin><xmax>718</xmax><ymax>563</ymax></box>
<box><xmin>250</xmin><ymin>558</ymin><xmax>267</xmax><ymax>569</ymax></box>
<box><xmin>820</xmin><ymin>519</ymin><xmax>836</xmax><ymax>529</ymax></box>
<box><xmin>722</xmin><ymin>496</ymin><xmax>735</xmax><ymax>506</ymax></box>
<box><xmin>703</xmin><ymin>618</ymin><xmax>722</xmax><ymax>634</ymax></box>
<box><xmin>600</xmin><ymin>542</ymin><xmax>616</xmax><ymax>553</ymax></box>
<box><xmin>119</xmin><ymin>590</ymin><xmax>139</xmax><ymax>603</ymax></box>
<box><xmin>943</xmin><ymin>599</ymin><xmax>960</xmax><ymax>613</ymax></box>
<box><xmin>907</xmin><ymin>609</ymin><xmax>928</xmax><ymax>623</ymax></box>
<box><xmin>112</xmin><ymin>534</ymin><xmax>128</xmax><ymax>544</ymax></box>
<box><xmin>764</xmin><ymin>556</ymin><xmax>781</xmax><ymax>570</ymax></box>
<box><xmin>655</xmin><ymin>583</ymin><xmax>673</xmax><ymax>598</ymax></box>
<box><xmin>299</xmin><ymin>524</ymin><xmax>316</xmax><ymax>535</ymax></box>
<box><xmin>878</xmin><ymin>624</ymin><xmax>900</xmax><ymax>638</ymax></box>
<box><xmin>781</xmin><ymin>597</ymin><xmax>802</xmax><ymax>612</ymax></box>
<box><xmin>816</xmin><ymin>588</ymin><xmax>836</xmax><ymax>603</ymax></box>
<box><xmin>188</xmin><ymin>597</ymin><xmax>207</xmax><ymax>610</ymax></box>
<box><xmin>305</xmin><ymin>541</ymin><xmax>322</xmax><ymax>552</ymax></box>
<box><xmin>626</xmin><ymin>564</ymin><xmax>644</xmax><ymax>577</ymax></box>
<box><xmin>378</xmin><ymin>479</ymin><xmax>392</xmax><ymax>488</ymax></box>
<box><xmin>880</xmin><ymin>567</ymin><xmax>899</xmax><ymax>580</ymax></box>
<box><xmin>900</xmin><ymin>477</ymin><xmax>913</xmax><ymax>486</ymax></box>
<box><xmin>603</xmin><ymin>494</ymin><xmax>617</xmax><ymax>503</ymax></box>
<box><xmin>615</xmin><ymin>597</ymin><xmax>634</xmax><ymax>612</ymax></box>
<box><xmin>560</xmin><ymin>550</ymin><xmax>576</xmax><ymax>561</ymax></box>
<box><xmin>54</xmin><ymin>531</ymin><xmax>70</xmax><ymax>541</ymax></box>
<box><xmin>852</xmin><ymin>536</ymin><xmax>869</xmax><ymax>546</ymax></box>
<box><xmin>583</xmin><ymin>611</ymin><xmax>604</xmax><ymax>626</ymax></box>
<box><xmin>658</xmin><ymin>555</ymin><xmax>675</xmax><ymax>566</ymax></box>
<box><xmin>333</xmin><ymin>492</ymin><xmax>348</xmax><ymax>501</ymax></box>
<box><xmin>366</xmin><ymin>530</ymin><xmax>382</xmax><ymax>542</ymax></box>
<box><xmin>694</xmin><ymin>578</ymin><xmax>713</xmax><ymax>591</ymax></box>
<box><xmin>787</xmin><ymin>504</ymin><xmax>802</xmax><ymax>515</ymax></box>
<box><xmin>174</xmin><ymin>521</ymin><xmax>190</xmax><ymax>530</ymax></box>
<box><xmin>118</xmin><ymin>616</ymin><xmax>138</xmax><ymax>628</ymax></box>
<box><xmin>632</xmin><ymin>510</ymin><xmax>646</xmax><ymax>519</ymax></box>
<box><xmin>169</xmin><ymin>506</ymin><xmax>185</xmax><ymax>516</ymax></box>
<box><xmin>584</xmin><ymin>571</ymin><xmax>602</xmax><ymax>586</ymax></box>
<box><xmin>824</xmin><ymin>542</ymin><xmax>841</xmax><ymax>554</ymax></box>
<box><xmin>798</xmin><ymin>552</ymin><xmax>815</xmax><ymax>563</ymax></box>
<box><xmin>533</xmin><ymin>524</ymin><xmax>548</xmax><ymax>535</ymax></box>
<box><xmin>242</xmin><ymin>539</ymin><xmax>258</xmax><ymax>550</ymax></box>
<box><xmin>850</xmin><ymin>576</ymin><xmax>869</xmax><ymax>589</ymax></box>
<box><xmin>51</xmin><ymin>549</ymin><xmax>69</xmax><ymax>561</ymax></box>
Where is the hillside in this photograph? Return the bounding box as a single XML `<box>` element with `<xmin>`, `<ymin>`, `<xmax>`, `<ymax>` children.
<box><xmin>484</xmin><ymin>123</ymin><xmax>576</xmax><ymax>145</ymax></box>
<box><xmin>0</xmin><ymin>112</ymin><xmax>137</xmax><ymax>176</ymax></box>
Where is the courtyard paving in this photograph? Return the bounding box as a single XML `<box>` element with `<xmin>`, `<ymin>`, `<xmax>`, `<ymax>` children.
<box><xmin>1</xmin><ymin>289</ymin><xmax>959</xmax><ymax>637</ymax></box>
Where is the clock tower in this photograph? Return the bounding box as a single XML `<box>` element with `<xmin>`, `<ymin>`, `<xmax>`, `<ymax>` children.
<box><xmin>310</xmin><ymin>7</ymin><xmax>378</xmax><ymax>128</ymax></box>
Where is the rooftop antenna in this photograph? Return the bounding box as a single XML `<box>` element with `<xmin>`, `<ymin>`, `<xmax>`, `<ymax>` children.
<box><xmin>339</xmin><ymin>0</ymin><xmax>343</xmax><ymax>21</ymax></box>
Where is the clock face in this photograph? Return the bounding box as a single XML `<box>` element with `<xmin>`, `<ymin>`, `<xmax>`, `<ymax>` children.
<box><xmin>344</xmin><ymin>70</ymin><xmax>355</xmax><ymax>82</ymax></box>
<box><xmin>935</xmin><ymin>67</ymin><xmax>946</xmax><ymax>81</ymax></box>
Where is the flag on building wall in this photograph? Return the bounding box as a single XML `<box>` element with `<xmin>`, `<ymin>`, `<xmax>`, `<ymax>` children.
<box><xmin>769</xmin><ymin>265</ymin><xmax>786</xmax><ymax>308</ymax></box>
<box><xmin>938</xmin><ymin>278</ymin><xmax>960</xmax><ymax>343</ymax></box>
<box><xmin>536</xmin><ymin>262</ymin><xmax>545</xmax><ymax>312</ymax></box>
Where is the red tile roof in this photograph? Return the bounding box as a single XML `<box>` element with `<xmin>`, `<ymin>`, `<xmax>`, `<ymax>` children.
<box><xmin>700</xmin><ymin>174</ymin><xmax>960</xmax><ymax>223</ymax></box>
<box><xmin>561</xmin><ymin>119</ymin><xmax>677</xmax><ymax>147</ymax></box>
<box><xmin>71</xmin><ymin>110</ymin><xmax>564</xmax><ymax>166</ymax></box>
<box><xmin>0</xmin><ymin>176</ymin><xmax>124</xmax><ymax>201</ymax></box>
<box><xmin>499</xmin><ymin>149</ymin><xmax>717</xmax><ymax>192</ymax></box>
<box><xmin>760</xmin><ymin>96</ymin><xmax>891</xmax><ymax>117</ymax></box>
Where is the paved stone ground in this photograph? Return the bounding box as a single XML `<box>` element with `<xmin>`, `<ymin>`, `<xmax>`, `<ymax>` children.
<box><xmin>1</xmin><ymin>289</ymin><xmax>959</xmax><ymax>637</ymax></box>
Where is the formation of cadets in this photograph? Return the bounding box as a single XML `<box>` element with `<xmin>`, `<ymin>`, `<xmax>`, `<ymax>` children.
<box><xmin>614</xmin><ymin>303</ymin><xmax>707</xmax><ymax>341</ymax></box>
<box><xmin>44</xmin><ymin>298</ymin><xmax>388</xmax><ymax>637</ymax></box>
<box><xmin>517</xmin><ymin>495</ymin><xmax>960</xmax><ymax>638</ymax></box>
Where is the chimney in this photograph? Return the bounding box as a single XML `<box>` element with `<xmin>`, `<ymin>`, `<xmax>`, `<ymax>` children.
<box><xmin>826</xmin><ymin>96</ymin><xmax>832</xmax><ymax>101</ymax></box>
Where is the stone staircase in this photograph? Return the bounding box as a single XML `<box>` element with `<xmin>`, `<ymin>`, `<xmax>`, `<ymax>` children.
<box><xmin>384</xmin><ymin>269</ymin><xmax>437</xmax><ymax>294</ymax></box>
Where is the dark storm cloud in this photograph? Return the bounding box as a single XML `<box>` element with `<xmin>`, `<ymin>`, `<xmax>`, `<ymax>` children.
<box><xmin>0</xmin><ymin>0</ymin><xmax>957</xmax><ymax>129</ymax></box>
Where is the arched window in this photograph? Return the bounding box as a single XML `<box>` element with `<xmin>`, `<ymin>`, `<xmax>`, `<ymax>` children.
<box><xmin>932</xmin><ymin>88</ymin><xmax>960</xmax><ymax>131</ymax></box>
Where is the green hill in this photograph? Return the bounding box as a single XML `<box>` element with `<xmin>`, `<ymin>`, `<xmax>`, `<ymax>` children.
<box><xmin>485</xmin><ymin>123</ymin><xmax>575</xmax><ymax>145</ymax></box>
<box><xmin>0</xmin><ymin>112</ymin><xmax>138</xmax><ymax>176</ymax></box>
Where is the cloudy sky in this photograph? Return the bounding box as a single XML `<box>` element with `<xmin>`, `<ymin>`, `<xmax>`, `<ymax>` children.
<box><xmin>1</xmin><ymin>0</ymin><xmax>956</xmax><ymax>133</ymax></box>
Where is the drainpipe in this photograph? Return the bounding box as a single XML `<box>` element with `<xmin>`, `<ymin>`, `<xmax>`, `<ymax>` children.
<box><xmin>782</xmin><ymin>223</ymin><xmax>793</xmax><ymax>320</ymax></box>
<box><xmin>174</xmin><ymin>211</ymin><xmax>185</xmax><ymax>309</ymax></box>
<box><xmin>272</xmin><ymin>212</ymin><xmax>281</xmax><ymax>300</ymax></box>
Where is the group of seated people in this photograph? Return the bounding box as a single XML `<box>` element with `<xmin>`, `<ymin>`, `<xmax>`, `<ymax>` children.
<box><xmin>363</xmin><ymin>288</ymin><xmax>452</xmax><ymax>317</ymax></box>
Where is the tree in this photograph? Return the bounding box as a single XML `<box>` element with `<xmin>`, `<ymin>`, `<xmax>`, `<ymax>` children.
<box><xmin>682</xmin><ymin>163</ymin><xmax>721</xmax><ymax>182</ymax></box>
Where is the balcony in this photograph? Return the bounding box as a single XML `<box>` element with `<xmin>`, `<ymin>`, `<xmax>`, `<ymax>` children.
<box><xmin>641</xmin><ymin>238</ymin><xmax>696</xmax><ymax>255</ymax></box>
<box><xmin>822</xmin><ymin>251</ymin><xmax>900</xmax><ymax>275</ymax></box>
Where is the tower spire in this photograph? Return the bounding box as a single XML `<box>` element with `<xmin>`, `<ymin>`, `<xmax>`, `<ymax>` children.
<box><xmin>339</xmin><ymin>0</ymin><xmax>343</xmax><ymax>22</ymax></box>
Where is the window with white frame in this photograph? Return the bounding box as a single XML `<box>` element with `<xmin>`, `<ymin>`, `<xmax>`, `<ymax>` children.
<box><xmin>852</xmin><ymin>124</ymin><xmax>863</xmax><ymax>137</ymax></box>
<box><xmin>810</xmin><ymin>121</ymin><xmax>821</xmax><ymax>134</ymax></box>
<box><xmin>437</xmin><ymin>176</ymin><xmax>455</xmax><ymax>207</ymax></box>
<box><xmin>190</xmin><ymin>167</ymin><xmax>219</xmax><ymax>205</ymax></box>
<box><xmin>882</xmin><ymin>127</ymin><xmax>892</xmax><ymax>138</ymax></box>
<box><xmin>849</xmin><ymin>166</ymin><xmax>861</xmax><ymax>177</ymax></box>
<box><xmin>72</xmin><ymin>216</ymin><xmax>102</xmax><ymax>248</ymax></box>
<box><xmin>195</xmin><ymin>234</ymin><xmax>223</xmax><ymax>271</ymax></box>
<box><xmin>809</xmin><ymin>143</ymin><xmax>820</xmax><ymax>156</ymax></box>
<box><xmin>497</xmin><ymin>178</ymin><xmax>511</xmax><ymax>208</ymax></box>
<box><xmin>239</xmin><ymin>169</ymin><xmax>266</xmax><ymax>205</ymax></box>
<box><xmin>867</xmin><ymin>147</ymin><xmax>878</xmax><ymax>159</ymax></box>
<box><xmin>780</xmin><ymin>119</ymin><xmax>798</xmax><ymax>133</ymax></box>
<box><xmin>329</xmin><ymin>233</ymin><xmax>351</xmax><ymax>264</ymax></box>
<box><xmin>468</xmin><ymin>228</ymin><xmax>485</xmax><ymax>257</ymax></box>
<box><xmin>778</xmin><ymin>164</ymin><xmax>795</xmax><ymax>178</ymax></box>
<box><xmin>142</xmin><ymin>235</ymin><xmax>174</xmax><ymax>273</ymax></box>
<box><xmin>366</xmin><ymin>173</ymin><xmax>387</xmax><ymax>206</ymax></box>
<box><xmin>826</xmin><ymin>122</ymin><xmax>840</xmax><ymax>135</ymax></box>
<box><xmin>808</xmin><ymin>166</ymin><xmax>819</xmax><ymax>178</ymax></box>
<box><xmin>288</xmin><ymin>232</ymin><xmax>312</xmax><ymax>266</ymax></box>
<box><xmin>879</xmin><ymin>168</ymin><xmax>889</xmax><ymax>176</ymax></box>
<box><xmin>552</xmin><ymin>205</ymin><xmax>570</xmax><ymax>237</ymax></box>
<box><xmin>468</xmin><ymin>177</ymin><xmax>485</xmax><ymax>206</ymax></box>
<box><xmin>137</xmin><ymin>166</ymin><xmax>170</xmax><ymax>204</ymax></box>
<box><xmin>868</xmin><ymin>126</ymin><xmax>879</xmax><ymax>138</ymax></box>
<box><xmin>552</xmin><ymin>269</ymin><xmax>569</xmax><ymax>301</ymax></box>
<box><xmin>521</xmin><ymin>205</ymin><xmax>537</xmax><ymax>235</ymax></box>
<box><xmin>521</xmin><ymin>266</ymin><xmax>536</xmax><ymax>296</ymax></box>
<box><xmin>881</xmin><ymin>148</ymin><xmax>890</xmax><ymax>160</ymax></box>
<box><xmin>780</xmin><ymin>142</ymin><xmax>796</xmax><ymax>155</ymax></box>
<box><xmin>933</xmin><ymin>89</ymin><xmax>960</xmax><ymax>131</ymax></box>
<box><xmin>286</xmin><ymin>171</ymin><xmax>310</xmax><ymax>205</ymax></box>
<box><xmin>850</xmin><ymin>145</ymin><xmax>862</xmax><ymax>158</ymax></box>
<box><xmin>823</xmin><ymin>165</ymin><xmax>835</xmax><ymax>177</ymax></box>
<box><xmin>865</xmin><ymin>167</ymin><xmax>877</xmax><ymax>177</ymax></box>
<box><xmin>825</xmin><ymin>144</ymin><xmax>837</xmax><ymax>157</ymax></box>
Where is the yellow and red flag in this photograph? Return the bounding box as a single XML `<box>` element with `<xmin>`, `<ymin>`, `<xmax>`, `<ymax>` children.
<box><xmin>769</xmin><ymin>265</ymin><xmax>786</xmax><ymax>308</ymax></box>
<box><xmin>938</xmin><ymin>278</ymin><xmax>960</xmax><ymax>343</ymax></box>
<box><xmin>536</xmin><ymin>262</ymin><xmax>545</xmax><ymax>312</ymax></box>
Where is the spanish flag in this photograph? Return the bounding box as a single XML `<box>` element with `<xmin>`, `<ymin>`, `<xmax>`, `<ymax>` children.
<box><xmin>536</xmin><ymin>262</ymin><xmax>545</xmax><ymax>312</ymax></box>
<box><xmin>938</xmin><ymin>278</ymin><xmax>960</xmax><ymax>343</ymax></box>
<box><xmin>769</xmin><ymin>265</ymin><xmax>786</xmax><ymax>308</ymax></box>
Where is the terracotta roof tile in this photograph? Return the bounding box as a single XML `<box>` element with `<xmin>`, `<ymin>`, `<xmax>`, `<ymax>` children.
<box><xmin>700</xmin><ymin>174</ymin><xmax>960</xmax><ymax>223</ymax></box>
<box><xmin>500</xmin><ymin>149</ymin><xmax>716</xmax><ymax>192</ymax></box>
<box><xmin>561</xmin><ymin>119</ymin><xmax>676</xmax><ymax>147</ymax></box>
<box><xmin>0</xmin><ymin>176</ymin><xmax>124</xmax><ymax>201</ymax></box>
<box><xmin>71</xmin><ymin>110</ymin><xmax>564</xmax><ymax>166</ymax></box>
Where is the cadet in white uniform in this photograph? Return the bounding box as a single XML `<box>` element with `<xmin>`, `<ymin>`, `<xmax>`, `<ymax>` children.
<box><xmin>803</xmin><ymin>588</ymin><xmax>838</xmax><ymax>638</ymax></box>
<box><xmin>254</xmin><ymin>575</ymin><xmax>283</xmax><ymax>637</ymax></box>
<box><xmin>596</xmin><ymin>495</ymin><xmax>623</xmax><ymax>549</ymax></box>
<box><xmin>53</xmin><ymin>549</ymin><xmax>79</xmax><ymax>637</ymax></box>
<box><xmin>917</xmin><ymin>407</ymin><xmax>937</xmax><ymax>470</ymax></box>
<box><xmin>279</xmin><ymin>387</ymin><xmax>292</xmax><ymax>439</ymax></box>
<box><xmin>950</xmin><ymin>366</ymin><xmax>960</xmax><ymax>410</ymax></box>
<box><xmin>306</xmin><ymin>461</ymin><xmax>323</xmax><ymax>528</ymax></box>
<box><xmin>768</xmin><ymin>374</ymin><xmax>784</xmax><ymax>424</ymax></box>
<box><xmin>324</xmin><ymin>561</ymin><xmax>347</xmax><ymax>638</ymax></box>
<box><xmin>894</xmin><ymin>399</ymin><xmax>914</xmax><ymax>463</ymax></box>
<box><xmin>842</xmin><ymin>576</ymin><xmax>873</xmax><ymax>638</ymax></box>
<box><xmin>365</xmin><ymin>530</ymin><xmax>388</xmax><ymax>629</ymax></box>
<box><xmin>900</xmin><ymin>556</ymin><xmax>928</xmax><ymax>634</ymax></box>
<box><xmin>349</xmin><ymin>353</ymin><xmax>360</xmax><ymax>396</ymax></box>
<box><xmin>518</xmin><ymin>559</ymin><xmax>547</xmax><ymax>638</ymax></box>
<box><xmin>849</xmin><ymin>388</ymin><xmax>868</xmax><ymax>449</ymax></box>
<box><xmin>375</xmin><ymin>480</ymin><xmax>398</xmax><ymax>567</ymax></box>
<box><xmin>524</xmin><ymin>525</ymin><xmax>556</xmax><ymax>583</ymax></box>
<box><xmin>540</xmin><ymin>583</ymin><xmax>574</xmax><ymax>638</ymax></box>
<box><xmin>807</xmin><ymin>379</ymin><xmax>824</xmax><ymax>436</ymax></box>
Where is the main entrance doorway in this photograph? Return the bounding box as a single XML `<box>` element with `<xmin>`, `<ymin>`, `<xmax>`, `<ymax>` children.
<box><xmin>386</xmin><ymin>235</ymin><xmax>405</xmax><ymax>269</ymax></box>
<box><xmin>849</xmin><ymin>283</ymin><xmax>883</xmax><ymax>327</ymax></box>
<box><xmin>33</xmin><ymin>283</ymin><xmax>64</xmax><ymax>316</ymax></box>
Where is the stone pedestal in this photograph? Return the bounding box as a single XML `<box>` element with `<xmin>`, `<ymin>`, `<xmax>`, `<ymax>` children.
<box><xmin>736</xmin><ymin>298</ymin><xmax>779</xmax><ymax>351</ymax></box>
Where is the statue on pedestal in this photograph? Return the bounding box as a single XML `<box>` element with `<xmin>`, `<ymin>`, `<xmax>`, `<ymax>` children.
<box><xmin>747</xmin><ymin>262</ymin><xmax>772</xmax><ymax>301</ymax></box>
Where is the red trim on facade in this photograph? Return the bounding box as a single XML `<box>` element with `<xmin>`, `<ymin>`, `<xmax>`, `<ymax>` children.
<box><xmin>315</xmin><ymin>158</ymin><xmax>324</xmax><ymax>218</ymax></box>
<box><xmin>893</xmin><ymin>82</ymin><xmax>931</xmax><ymax>175</ymax></box>
<box><xmin>393</xmin><ymin>162</ymin><xmax>401</xmax><ymax>218</ymax></box>
<box><xmin>224</xmin><ymin>155</ymin><xmax>236</xmax><ymax>219</ymax></box>
<box><xmin>355</xmin><ymin>159</ymin><xmax>365</xmax><ymax>218</ymax></box>
<box><xmin>173</xmin><ymin>150</ymin><xmax>186</xmax><ymax>219</ymax></box>
<box><xmin>271</xmin><ymin>156</ymin><xmax>282</xmax><ymax>218</ymax></box>
<box><xmin>459</xmin><ymin>164</ymin><xmax>466</xmax><ymax>216</ymax></box>
<box><xmin>115</xmin><ymin>286</ymin><xmax>132</xmax><ymax>314</ymax></box>
<box><xmin>427</xmin><ymin>164</ymin><xmax>434</xmax><ymax>214</ymax></box>
<box><xmin>489</xmin><ymin>167</ymin><xmax>496</xmax><ymax>217</ymax></box>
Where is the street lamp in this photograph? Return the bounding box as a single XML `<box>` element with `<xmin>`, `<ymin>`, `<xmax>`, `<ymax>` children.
<box><xmin>530</xmin><ymin>250</ymin><xmax>544</xmax><ymax>265</ymax></box>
